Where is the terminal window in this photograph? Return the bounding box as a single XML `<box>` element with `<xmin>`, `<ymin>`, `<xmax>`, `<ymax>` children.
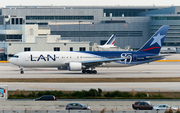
<box><xmin>70</xmin><ymin>47</ymin><xmax>73</xmax><ymax>51</ymax></box>
<box><xmin>52</xmin><ymin>31</ymin><xmax>142</xmax><ymax>37</ymax></box>
<box><xmin>54</xmin><ymin>47</ymin><xmax>60</xmax><ymax>51</ymax></box>
<box><xmin>100</xmin><ymin>40</ymin><xmax>107</xmax><ymax>45</ymax></box>
<box><xmin>79</xmin><ymin>47</ymin><xmax>86</xmax><ymax>51</ymax></box>
<box><xmin>26</xmin><ymin>16</ymin><xmax>94</xmax><ymax>20</ymax></box>
<box><xmin>24</xmin><ymin>47</ymin><xmax>31</xmax><ymax>51</ymax></box>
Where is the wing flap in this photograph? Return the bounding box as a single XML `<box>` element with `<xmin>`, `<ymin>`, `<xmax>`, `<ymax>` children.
<box><xmin>82</xmin><ymin>57</ymin><xmax>125</xmax><ymax>65</ymax></box>
<box><xmin>66</xmin><ymin>57</ymin><xmax>125</xmax><ymax>66</ymax></box>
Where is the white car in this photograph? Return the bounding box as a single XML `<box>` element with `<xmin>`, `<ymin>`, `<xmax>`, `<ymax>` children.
<box><xmin>153</xmin><ymin>104</ymin><xmax>178</xmax><ymax>111</ymax></box>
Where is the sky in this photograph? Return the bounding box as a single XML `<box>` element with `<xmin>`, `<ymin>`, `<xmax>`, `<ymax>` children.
<box><xmin>1</xmin><ymin>0</ymin><xmax>180</xmax><ymax>8</ymax></box>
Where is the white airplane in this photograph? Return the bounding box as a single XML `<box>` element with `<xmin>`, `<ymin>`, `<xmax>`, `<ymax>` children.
<box><xmin>97</xmin><ymin>34</ymin><xmax>117</xmax><ymax>48</ymax></box>
<box><xmin>9</xmin><ymin>25</ymin><xmax>169</xmax><ymax>74</ymax></box>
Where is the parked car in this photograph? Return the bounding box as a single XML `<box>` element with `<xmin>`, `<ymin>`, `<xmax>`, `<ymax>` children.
<box><xmin>132</xmin><ymin>101</ymin><xmax>153</xmax><ymax>110</ymax></box>
<box><xmin>153</xmin><ymin>104</ymin><xmax>178</xmax><ymax>111</ymax></box>
<box><xmin>65</xmin><ymin>103</ymin><xmax>91</xmax><ymax>110</ymax></box>
<box><xmin>33</xmin><ymin>95</ymin><xmax>57</xmax><ymax>101</ymax></box>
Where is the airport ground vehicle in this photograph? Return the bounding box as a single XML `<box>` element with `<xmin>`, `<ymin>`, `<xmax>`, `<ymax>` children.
<box><xmin>132</xmin><ymin>101</ymin><xmax>153</xmax><ymax>110</ymax></box>
<box><xmin>65</xmin><ymin>103</ymin><xmax>91</xmax><ymax>110</ymax></box>
<box><xmin>153</xmin><ymin>104</ymin><xmax>178</xmax><ymax>111</ymax></box>
<box><xmin>33</xmin><ymin>95</ymin><xmax>57</xmax><ymax>101</ymax></box>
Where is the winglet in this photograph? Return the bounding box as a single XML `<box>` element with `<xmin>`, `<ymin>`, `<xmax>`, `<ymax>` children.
<box><xmin>138</xmin><ymin>25</ymin><xmax>169</xmax><ymax>54</ymax></box>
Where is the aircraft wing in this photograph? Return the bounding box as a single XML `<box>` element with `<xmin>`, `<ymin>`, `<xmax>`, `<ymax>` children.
<box><xmin>81</xmin><ymin>57</ymin><xmax>125</xmax><ymax>66</ymax></box>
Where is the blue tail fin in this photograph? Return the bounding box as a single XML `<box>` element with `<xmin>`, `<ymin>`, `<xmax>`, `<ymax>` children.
<box><xmin>138</xmin><ymin>25</ymin><xmax>169</xmax><ymax>54</ymax></box>
<box><xmin>104</xmin><ymin>34</ymin><xmax>116</xmax><ymax>45</ymax></box>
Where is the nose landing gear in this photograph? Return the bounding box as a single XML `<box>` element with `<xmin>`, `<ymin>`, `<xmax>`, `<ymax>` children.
<box><xmin>20</xmin><ymin>67</ymin><xmax>24</xmax><ymax>74</ymax></box>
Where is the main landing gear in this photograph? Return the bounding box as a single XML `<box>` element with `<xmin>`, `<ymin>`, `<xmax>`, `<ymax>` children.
<box><xmin>20</xmin><ymin>67</ymin><xmax>24</xmax><ymax>74</ymax></box>
<box><xmin>82</xmin><ymin>69</ymin><xmax>97</xmax><ymax>74</ymax></box>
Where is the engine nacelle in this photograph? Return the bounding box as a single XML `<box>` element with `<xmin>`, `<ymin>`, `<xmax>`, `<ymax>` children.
<box><xmin>68</xmin><ymin>62</ymin><xmax>82</xmax><ymax>71</ymax></box>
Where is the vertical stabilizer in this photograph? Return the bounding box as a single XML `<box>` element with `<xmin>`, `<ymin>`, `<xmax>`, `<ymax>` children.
<box><xmin>104</xmin><ymin>34</ymin><xmax>116</xmax><ymax>46</ymax></box>
<box><xmin>138</xmin><ymin>25</ymin><xmax>169</xmax><ymax>54</ymax></box>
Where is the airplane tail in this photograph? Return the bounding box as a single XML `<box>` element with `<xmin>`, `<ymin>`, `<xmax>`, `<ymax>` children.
<box><xmin>138</xmin><ymin>25</ymin><xmax>169</xmax><ymax>54</ymax></box>
<box><xmin>104</xmin><ymin>34</ymin><xmax>116</xmax><ymax>46</ymax></box>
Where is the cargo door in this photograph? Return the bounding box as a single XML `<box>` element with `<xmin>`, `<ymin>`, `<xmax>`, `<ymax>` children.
<box><xmin>133</xmin><ymin>54</ymin><xmax>137</xmax><ymax>61</ymax></box>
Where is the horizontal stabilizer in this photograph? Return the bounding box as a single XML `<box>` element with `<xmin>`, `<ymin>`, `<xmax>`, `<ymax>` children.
<box><xmin>146</xmin><ymin>54</ymin><xmax>170</xmax><ymax>59</ymax></box>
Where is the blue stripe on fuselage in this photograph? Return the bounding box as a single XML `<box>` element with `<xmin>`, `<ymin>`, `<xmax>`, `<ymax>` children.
<box><xmin>77</xmin><ymin>51</ymin><xmax>156</xmax><ymax>63</ymax></box>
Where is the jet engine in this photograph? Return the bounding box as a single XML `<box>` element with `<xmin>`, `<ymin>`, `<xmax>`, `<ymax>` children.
<box><xmin>68</xmin><ymin>62</ymin><xmax>82</xmax><ymax>71</ymax></box>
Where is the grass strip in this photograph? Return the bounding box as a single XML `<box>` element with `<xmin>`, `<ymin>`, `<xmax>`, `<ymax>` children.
<box><xmin>1</xmin><ymin>77</ymin><xmax>180</xmax><ymax>82</ymax></box>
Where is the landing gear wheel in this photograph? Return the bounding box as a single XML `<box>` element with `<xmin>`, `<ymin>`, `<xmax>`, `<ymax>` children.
<box><xmin>20</xmin><ymin>68</ymin><xmax>24</xmax><ymax>74</ymax></box>
<box><xmin>20</xmin><ymin>71</ymin><xmax>24</xmax><ymax>74</ymax></box>
<box><xmin>84</xmin><ymin>69</ymin><xmax>97</xmax><ymax>74</ymax></box>
<box><xmin>82</xmin><ymin>70</ymin><xmax>86</xmax><ymax>73</ymax></box>
<box><xmin>93</xmin><ymin>70</ymin><xmax>97</xmax><ymax>74</ymax></box>
<box><xmin>89</xmin><ymin>70</ymin><xmax>92</xmax><ymax>74</ymax></box>
<box><xmin>86</xmin><ymin>70</ymin><xmax>90</xmax><ymax>73</ymax></box>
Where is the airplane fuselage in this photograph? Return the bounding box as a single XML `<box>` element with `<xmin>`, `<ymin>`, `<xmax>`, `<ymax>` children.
<box><xmin>97</xmin><ymin>45</ymin><xmax>117</xmax><ymax>48</ymax></box>
<box><xmin>9</xmin><ymin>51</ymin><xmax>163</xmax><ymax>68</ymax></box>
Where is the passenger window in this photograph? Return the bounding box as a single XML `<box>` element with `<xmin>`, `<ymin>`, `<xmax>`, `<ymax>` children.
<box><xmin>40</xmin><ymin>97</ymin><xmax>45</xmax><ymax>99</ymax></box>
<box><xmin>78</xmin><ymin>104</ymin><xmax>82</xmax><ymax>107</ymax></box>
<box><xmin>72</xmin><ymin>104</ymin><xmax>76</xmax><ymax>106</ymax></box>
<box><xmin>140</xmin><ymin>102</ymin><xmax>144</xmax><ymax>105</ymax></box>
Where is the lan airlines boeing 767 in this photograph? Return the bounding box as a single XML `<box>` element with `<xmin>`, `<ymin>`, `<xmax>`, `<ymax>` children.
<box><xmin>9</xmin><ymin>25</ymin><xmax>169</xmax><ymax>74</ymax></box>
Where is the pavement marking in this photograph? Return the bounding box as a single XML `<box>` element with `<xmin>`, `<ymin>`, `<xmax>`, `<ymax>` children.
<box><xmin>155</xmin><ymin>60</ymin><xmax>180</xmax><ymax>62</ymax></box>
<box><xmin>0</xmin><ymin>61</ymin><xmax>9</xmax><ymax>63</ymax></box>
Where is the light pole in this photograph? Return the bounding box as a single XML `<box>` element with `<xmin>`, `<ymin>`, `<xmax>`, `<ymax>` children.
<box><xmin>79</xmin><ymin>21</ymin><xmax>82</xmax><ymax>42</ymax></box>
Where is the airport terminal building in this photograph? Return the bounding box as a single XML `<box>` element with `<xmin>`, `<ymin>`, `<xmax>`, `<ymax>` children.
<box><xmin>0</xmin><ymin>6</ymin><xmax>180</xmax><ymax>59</ymax></box>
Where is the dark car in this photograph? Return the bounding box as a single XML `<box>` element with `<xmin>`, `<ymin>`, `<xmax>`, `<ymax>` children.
<box><xmin>33</xmin><ymin>95</ymin><xmax>57</xmax><ymax>101</ymax></box>
<box><xmin>65</xmin><ymin>103</ymin><xmax>91</xmax><ymax>110</ymax></box>
<box><xmin>132</xmin><ymin>101</ymin><xmax>153</xmax><ymax>110</ymax></box>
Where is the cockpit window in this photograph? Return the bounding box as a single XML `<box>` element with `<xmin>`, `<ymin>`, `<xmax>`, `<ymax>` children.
<box><xmin>12</xmin><ymin>55</ymin><xmax>19</xmax><ymax>58</ymax></box>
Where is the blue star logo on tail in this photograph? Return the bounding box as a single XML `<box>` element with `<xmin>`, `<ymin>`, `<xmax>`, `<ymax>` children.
<box><xmin>150</xmin><ymin>33</ymin><xmax>165</xmax><ymax>47</ymax></box>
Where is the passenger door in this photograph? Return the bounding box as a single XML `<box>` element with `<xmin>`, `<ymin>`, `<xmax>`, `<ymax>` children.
<box><xmin>139</xmin><ymin>102</ymin><xmax>144</xmax><ymax>110</ymax></box>
<box><xmin>77</xmin><ymin>103</ymin><xmax>83</xmax><ymax>110</ymax></box>
<box><xmin>144</xmin><ymin>102</ymin><xmax>150</xmax><ymax>110</ymax></box>
<box><xmin>25</xmin><ymin>54</ymin><xmax>29</xmax><ymax>61</ymax></box>
<box><xmin>74</xmin><ymin>104</ymin><xmax>80</xmax><ymax>110</ymax></box>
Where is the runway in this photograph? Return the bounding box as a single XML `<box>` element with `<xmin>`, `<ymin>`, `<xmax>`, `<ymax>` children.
<box><xmin>0</xmin><ymin>62</ymin><xmax>180</xmax><ymax>91</ymax></box>
<box><xmin>1</xmin><ymin>62</ymin><xmax>180</xmax><ymax>78</ymax></box>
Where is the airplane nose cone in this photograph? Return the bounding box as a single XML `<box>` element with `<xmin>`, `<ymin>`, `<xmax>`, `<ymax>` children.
<box><xmin>8</xmin><ymin>57</ymin><xmax>16</xmax><ymax>65</ymax></box>
<box><xmin>8</xmin><ymin>58</ymin><xmax>12</xmax><ymax>63</ymax></box>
